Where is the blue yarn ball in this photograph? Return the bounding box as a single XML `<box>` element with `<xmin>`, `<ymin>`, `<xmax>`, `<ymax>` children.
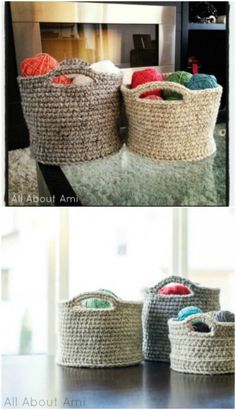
<box><xmin>178</xmin><ymin>306</ymin><xmax>203</xmax><ymax>321</ymax></box>
<box><xmin>187</xmin><ymin>74</ymin><xmax>218</xmax><ymax>90</ymax></box>
<box><xmin>214</xmin><ymin>310</ymin><xmax>235</xmax><ymax>322</ymax></box>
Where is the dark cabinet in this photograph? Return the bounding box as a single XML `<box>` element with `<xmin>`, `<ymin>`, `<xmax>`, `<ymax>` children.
<box><xmin>5</xmin><ymin>2</ymin><xmax>29</xmax><ymax>150</ymax></box>
<box><xmin>181</xmin><ymin>2</ymin><xmax>228</xmax><ymax>114</ymax></box>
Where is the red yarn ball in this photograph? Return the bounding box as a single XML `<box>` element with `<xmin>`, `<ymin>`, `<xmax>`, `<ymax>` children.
<box><xmin>158</xmin><ymin>284</ymin><xmax>191</xmax><ymax>295</ymax></box>
<box><xmin>141</xmin><ymin>95</ymin><xmax>163</xmax><ymax>100</ymax></box>
<box><xmin>131</xmin><ymin>68</ymin><xmax>163</xmax><ymax>98</ymax></box>
<box><xmin>20</xmin><ymin>53</ymin><xmax>71</xmax><ymax>85</ymax></box>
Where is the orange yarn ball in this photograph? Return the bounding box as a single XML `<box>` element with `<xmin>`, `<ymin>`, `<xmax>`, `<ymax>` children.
<box><xmin>20</xmin><ymin>53</ymin><xmax>71</xmax><ymax>85</ymax></box>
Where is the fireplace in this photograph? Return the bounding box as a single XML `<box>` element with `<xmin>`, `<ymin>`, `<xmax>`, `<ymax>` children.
<box><xmin>10</xmin><ymin>2</ymin><xmax>176</xmax><ymax>82</ymax></box>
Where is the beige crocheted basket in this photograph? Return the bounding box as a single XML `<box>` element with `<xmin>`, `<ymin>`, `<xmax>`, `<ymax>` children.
<box><xmin>18</xmin><ymin>59</ymin><xmax>122</xmax><ymax>165</ymax></box>
<box><xmin>56</xmin><ymin>291</ymin><xmax>143</xmax><ymax>368</ymax></box>
<box><xmin>121</xmin><ymin>74</ymin><xmax>222</xmax><ymax>161</ymax></box>
<box><xmin>168</xmin><ymin>312</ymin><xmax>235</xmax><ymax>374</ymax></box>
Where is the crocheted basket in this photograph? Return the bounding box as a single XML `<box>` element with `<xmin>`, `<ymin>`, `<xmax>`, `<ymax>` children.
<box><xmin>168</xmin><ymin>312</ymin><xmax>235</xmax><ymax>374</ymax></box>
<box><xmin>142</xmin><ymin>275</ymin><xmax>220</xmax><ymax>362</ymax></box>
<box><xmin>17</xmin><ymin>59</ymin><xmax>123</xmax><ymax>164</ymax></box>
<box><xmin>121</xmin><ymin>74</ymin><xmax>222</xmax><ymax>161</ymax></box>
<box><xmin>56</xmin><ymin>291</ymin><xmax>143</xmax><ymax>368</ymax></box>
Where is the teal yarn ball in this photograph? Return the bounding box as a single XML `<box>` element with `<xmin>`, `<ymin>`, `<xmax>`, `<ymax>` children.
<box><xmin>81</xmin><ymin>289</ymin><xmax>118</xmax><ymax>309</ymax></box>
<box><xmin>163</xmin><ymin>71</ymin><xmax>192</xmax><ymax>100</ymax></box>
<box><xmin>178</xmin><ymin>306</ymin><xmax>203</xmax><ymax>321</ymax></box>
<box><xmin>187</xmin><ymin>74</ymin><xmax>218</xmax><ymax>90</ymax></box>
<box><xmin>214</xmin><ymin>310</ymin><xmax>235</xmax><ymax>322</ymax></box>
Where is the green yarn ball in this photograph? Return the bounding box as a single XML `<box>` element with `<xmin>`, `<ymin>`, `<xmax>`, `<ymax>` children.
<box><xmin>187</xmin><ymin>74</ymin><xmax>218</xmax><ymax>90</ymax></box>
<box><xmin>178</xmin><ymin>306</ymin><xmax>203</xmax><ymax>321</ymax></box>
<box><xmin>163</xmin><ymin>71</ymin><xmax>192</xmax><ymax>100</ymax></box>
<box><xmin>81</xmin><ymin>289</ymin><xmax>118</xmax><ymax>309</ymax></box>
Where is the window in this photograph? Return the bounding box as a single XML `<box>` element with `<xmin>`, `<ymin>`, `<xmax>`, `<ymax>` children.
<box><xmin>1</xmin><ymin>208</ymin><xmax>235</xmax><ymax>355</ymax></box>
<box><xmin>1</xmin><ymin>209</ymin><xmax>58</xmax><ymax>354</ymax></box>
<box><xmin>68</xmin><ymin>208</ymin><xmax>173</xmax><ymax>300</ymax></box>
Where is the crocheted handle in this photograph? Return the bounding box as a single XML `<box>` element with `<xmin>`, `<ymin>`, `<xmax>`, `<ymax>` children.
<box><xmin>153</xmin><ymin>275</ymin><xmax>198</xmax><ymax>293</ymax></box>
<box><xmin>131</xmin><ymin>81</ymin><xmax>191</xmax><ymax>100</ymax></box>
<box><xmin>181</xmin><ymin>313</ymin><xmax>218</xmax><ymax>334</ymax></box>
<box><xmin>46</xmin><ymin>59</ymin><xmax>101</xmax><ymax>82</ymax></box>
<box><xmin>69</xmin><ymin>291</ymin><xmax>119</xmax><ymax>310</ymax></box>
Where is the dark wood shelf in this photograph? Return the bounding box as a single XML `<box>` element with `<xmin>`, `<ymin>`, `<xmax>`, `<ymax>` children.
<box><xmin>188</xmin><ymin>23</ymin><xmax>226</xmax><ymax>31</ymax></box>
<box><xmin>2</xmin><ymin>356</ymin><xmax>235</xmax><ymax>409</ymax></box>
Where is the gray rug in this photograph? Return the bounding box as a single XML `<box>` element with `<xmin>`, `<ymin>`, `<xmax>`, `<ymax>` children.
<box><xmin>8</xmin><ymin>147</ymin><xmax>38</xmax><ymax>206</ymax></box>
<box><xmin>7</xmin><ymin>124</ymin><xmax>226</xmax><ymax>206</ymax></box>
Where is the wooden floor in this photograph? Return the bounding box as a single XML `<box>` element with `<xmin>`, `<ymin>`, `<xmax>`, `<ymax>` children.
<box><xmin>2</xmin><ymin>355</ymin><xmax>234</xmax><ymax>408</ymax></box>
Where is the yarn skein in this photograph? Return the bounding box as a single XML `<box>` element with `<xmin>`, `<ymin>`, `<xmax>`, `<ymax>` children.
<box><xmin>20</xmin><ymin>53</ymin><xmax>71</xmax><ymax>84</ymax></box>
<box><xmin>214</xmin><ymin>310</ymin><xmax>235</xmax><ymax>322</ymax></box>
<box><xmin>81</xmin><ymin>289</ymin><xmax>118</xmax><ymax>309</ymax></box>
<box><xmin>191</xmin><ymin>321</ymin><xmax>211</xmax><ymax>333</ymax></box>
<box><xmin>131</xmin><ymin>68</ymin><xmax>163</xmax><ymax>98</ymax></box>
<box><xmin>187</xmin><ymin>74</ymin><xmax>218</xmax><ymax>90</ymax></box>
<box><xmin>90</xmin><ymin>60</ymin><xmax>121</xmax><ymax>75</ymax></box>
<box><xmin>163</xmin><ymin>71</ymin><xmax>192</xmax><ymax>100</ymax></box>
<box><xmin>178</xmin><ymin>306</ymin><xmax>203</xmax><ymax>321</ymax></box>
<box><xmin>158</xmin><ymin>284</ymin><xmax>191</xmax><ymax>295</ymax></box>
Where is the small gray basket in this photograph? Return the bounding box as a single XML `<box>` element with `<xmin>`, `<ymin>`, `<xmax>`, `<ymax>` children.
<box><xmin>56</xmin><ymin>291</ymin><xmax>143</xmax><ymax>368</ymax></box>
<box><xmin>18</xmin><ymin>59</ymin><xmax>122</xmax><ymax>165</ymax></box>
<box><xmin>168</xmin><ymin>312</ymin><xmax>235</xmax><ymax>374</ymax></box>
<box><xmin>142</xmin><ymin>275</ymin><xmax>220</xmax><ymax>362</ymax></box>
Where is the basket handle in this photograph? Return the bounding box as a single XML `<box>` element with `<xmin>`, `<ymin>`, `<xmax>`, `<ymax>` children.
<box><xmin>45</xmin><ymin>59</ymin><xmax>105</xmax><ymax>83</ymax></box>
<box><xmin>131</xmin><ymin>81</ymin><xmax>192</xmax><ymax>100</ymax></box>
<box><xmin>69</xmin><ymin>291</ymin><xmax>119</xmax><ymax>310</ymax></box>
<box><xmin>180</xmin><ymin>313</ymin><xmax>218</xmax><ymax>335</ymax></box>
<box><xmin>153</xmin><ymin>275</ymin><xmax>198</xmax><ymax>293</ymax></box>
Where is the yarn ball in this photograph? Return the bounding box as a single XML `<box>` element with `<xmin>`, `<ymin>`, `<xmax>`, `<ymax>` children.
<box><xmin>20</xmin><ymin>53</ymin><xmax>71</xmax><ymax>84</ymax></box>
<box><xmin>72</xmin><ymin>74</ymin><xmax>93</xmax><ymax>86</ymax></box>
<box><xmin>163</xmin><ymin>71</ymin><xmax>192</xmax><ymax>100</ymax></box>
<box><xmin>143</xmin><ymin>95</ymin><xmax>163</xmax><ymax>101</ymax></box>
<box><xmin>90</xmin><ymin>60</ymin><xmax>121</xmax><ymax>75</ymax></box>
<box><xmin>131</xmin><ymin>68</ymin><xmax>163</xmax><ymax>98</ymax></box>
<box><xmin>178</xmin><ymin>306</ymin><xmax>203</xmax><ymax>321</ymax></box>
<box><xmin>158</xmin><ymin>284</ymin><xmax>191</xmax><ymax>295</ymax></box>
<box><xmin>191</xmin><ymin>321</ymin><xmax>211</xmax><ymax>333</ymax></box>
<box><xmin>214</xmin><ymin>310</ymin><xmax>235</xmax><ymax>322</ymax></box>
<box><xmin>187</xmin><ymin>74</ymin><xmax>218</xmax><ymax>90</ymax></box>
<box><xmin>81</xmin><ymin>289</ymin><xmax>118</xmax><ymax>309</ymax></box>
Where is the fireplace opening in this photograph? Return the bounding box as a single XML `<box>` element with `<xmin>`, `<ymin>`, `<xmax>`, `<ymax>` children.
<box><xmin>40</xmin><ymin>23</ymin><xmax>159</xmax><ymax>68</ymax></box>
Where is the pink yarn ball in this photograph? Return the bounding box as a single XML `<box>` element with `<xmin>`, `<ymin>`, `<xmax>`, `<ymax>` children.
<box><xmin>142</xmin><ymin>95</ymin><xmax>163</xmax><ymax>100</ymax></box>
<box><xmin>158</xmin><ymin>284</ymin><xmax>191</xmax><ymax>295</ymax></box>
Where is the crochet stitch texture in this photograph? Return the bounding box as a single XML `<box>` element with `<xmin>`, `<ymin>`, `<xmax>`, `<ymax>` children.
<box><xmin>56</xmin><ymin>291</ymin><xmax>143</xmax><ymax>368</ymax></box>
<box><xmin>18</xmin><ymin>59</ymin><xmax>122</xmax><ymax>164</ymax></box>
<box><xmin>142</xmin><ymin>276</ymin><xmax>220</xmax><ymax>362</ymax></box>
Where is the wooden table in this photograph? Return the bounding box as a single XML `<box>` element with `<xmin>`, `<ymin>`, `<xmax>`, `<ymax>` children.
<box><xmin>2</xmin><ymin>355</ymin><xmax>234</xmax><ymax>408</ymax></box>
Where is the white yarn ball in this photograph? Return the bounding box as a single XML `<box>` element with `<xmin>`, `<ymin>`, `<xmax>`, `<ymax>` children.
<box><xmin>90</xmin><ymin>60</ymin><xmax>121</xmax><ymax>75</ymax></box>
<box><xmin>72</xmin><ymin>74</ymin><xmax>93</xmax><ymax>86</ymax></box>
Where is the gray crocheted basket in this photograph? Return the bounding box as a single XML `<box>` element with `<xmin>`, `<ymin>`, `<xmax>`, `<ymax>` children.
<box><xmin>168</xmin><ymin>312</ymin><xmax>235</xmax><ymax>374</ymax></box>
<box><xmin>142</xmin><ymin>275</ymin><xmax>220</xmax><ymax>362</ymax></box>
<box><xmin>17</xmin><ymin>59</ymin><xmax>123</xmax><ymax>164</ymax></box>
<box><xmin>121</xmin><ymin>75</ymin><xmax>222</xmax><ymax>161</ymax></box>
<box><xmin>56</xmin><ymin>291</ymin><xmax>143</xmax><ymax>368</ymax></box>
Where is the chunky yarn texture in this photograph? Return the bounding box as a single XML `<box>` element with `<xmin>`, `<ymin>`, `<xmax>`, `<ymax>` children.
<box><xmin>18</xmin><ymin>59</ymin><xmax>123</xmax><ymax>165</ymax></box>
<box><xmin>142</xmin><ymin>276</ymin><xmax>220</xmax><ymax>362</ymax></box>
<box><xmin>168</xmin><ymin>312</ymin><xmax>235</xmax><ymax>374</ymax></box>
<box><xmin>56</xmin><ymin>291</ymin><xmax>143</xmax><ymax>368</ymax></box>
<box><xmin>121</xmin><ymin>73</ymin><xmax>222</xmax><ymax>161</ymax></box>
